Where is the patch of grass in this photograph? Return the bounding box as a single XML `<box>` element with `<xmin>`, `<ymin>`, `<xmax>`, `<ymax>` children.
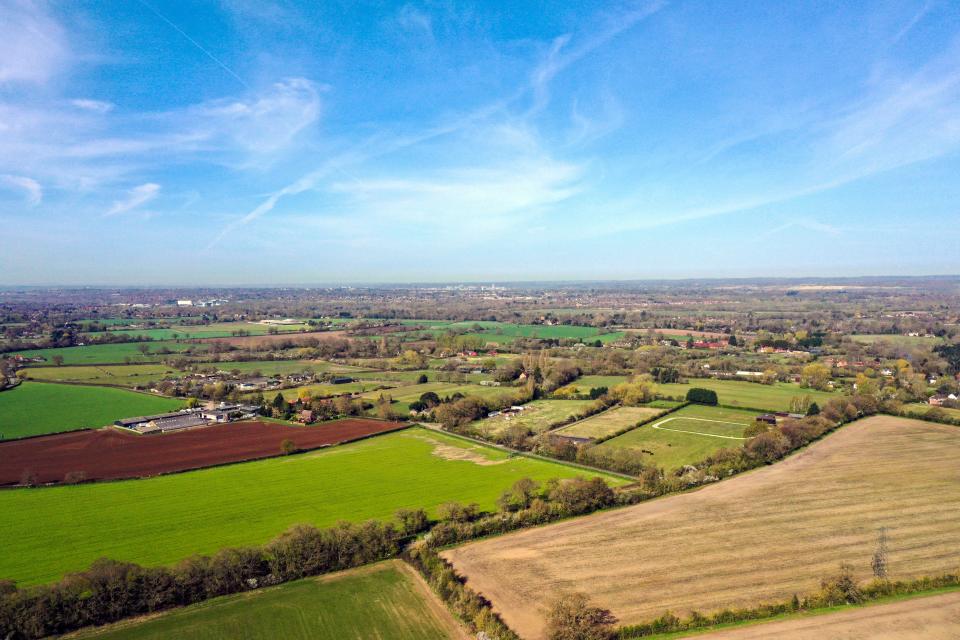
<box><xmin>20</xmin><ymin>364</ymin><xmax>183</xmax><ymax>387</ymax></box>
<box><xmin>657</xmin><ymin>379</ymin><xmax>838</xmax><ymax>412</ymax></box>
<box><xmin>0</xmin><ymin>428</ymin><xmax>622</xmax><ymax>586</ymax></box>
<box><xmin>10</xmin><ymin>342</ymin><xmax>204</xmax><ymax>365</ymax></box>
<box><xmin>71</xmin><ymin>561</ymin><xmax>463</xmax><ymax>640</ymax></box>
<box><xmin>850</xmin><ymin>334</ymin><xmax>945</xmax><ymax>347</ymax></box>
<box><xmin>0</xmin><ymin>382</ymin><xmax>184</xmax><ymax>440</ymax></box>
<box><xmin>902</xmin><ymin>403</ymin><xmax>960</xmax><ymax>420</ymax></box>
<box><xmin>555</xmin><ymin>375</ymin><xmax>631</xmax><ymax>395</ymax></box>
<box><xmin>597</xmin><ymin>404</ymin><xmax>759</xmax><ymax>471</ymax></box>
<box><xmin>467</xmin><ymin>399</ymin><xmax>598</xmax><ymax>437</ymax></box>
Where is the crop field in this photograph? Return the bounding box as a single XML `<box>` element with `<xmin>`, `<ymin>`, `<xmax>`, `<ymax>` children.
<box><xmin>0</xmin><ymin>382</ymin><xmax>184</xmax><ymax>440</ymax></box>
<box><xmin>0</xmin><ymin>428</ymin><xmax>623</xmax><ymax>585</ymax></box>
<box><xmin>73</xmin><ymin>561</ymin><xmax>466</xmax><ymax>640</ymax></box>
<box><xmin>555</xmin><ymin>405</ymin><xmax>666</xmax><ymax>439</ymax></box>
<box><xmin>9</xmin><ymin>341</ymin><xmax>204</xmax><ymax>365</ymax></box>
<box><xmin>19</xmin><ymin>364</ymin><xmax>182</xmax><ymax>387</ymax></box>
<box><xmin>467</xmin><ymin>399</ymin><xmax>597</xmax><ymax>437</ymax></box>
<box><xmin>596</xmin><ymin>404</ymin><xmax>757</xmax><ymax>470</ymax></box>
<box><xmin>556</xmin><ymin>375</ymin><xmax>631</xmax><ymax>395</ymax></box>
<box><xmin>443</xmin><ymin>416</ymin><xmax>960</xmax><ymax>640</ymax></box>
<box><xmin>657</xmin><ymin>379</ymin><xmax>839</xmax><ymax>411</ymax></box>
<box><xmin>267</xmin><ymin>380</ymin><xmax>397</xmax><ymax>401</ymax></box>
<box><xmin>0</xmin><ymin>419</ymin><xmax>407</xmax><ymax>484</ymax></box>
<box><xmin>684</xmin><ymin>590</ymin><xmax>960</xmax><ymax>640</ymax></box>
<box><xmin>850</xmin><ymin>334</ymin><xmax>945</xmax><ymax>347</ymax></box>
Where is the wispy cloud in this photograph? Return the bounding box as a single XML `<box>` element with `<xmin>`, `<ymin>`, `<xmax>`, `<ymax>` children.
<box><xmin>70</xmin><ymin>99</ymin><xmax>114</xmax><ymax>113</ymax></box>
<box><xmin>0</xmin><ymin>174</ymin><xmax>42</xmax><ymax>205</ymax></box>
<box><xmin>104</xmin><ymin>183</ymin><xmax>160</xmax><ymax>216</ymax></box>
<box><xmin>0</xmin><ymin>0</ymin><xmax>67</xmax><ymax>85</ymax></box>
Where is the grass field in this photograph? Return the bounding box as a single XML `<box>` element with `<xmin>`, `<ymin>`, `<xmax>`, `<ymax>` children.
<box><xmin>555</xmin><ymin>375</ymin><xmax>631</xmax><ymax>395</ymax></box>
<box><xmin>657</xmin><ymin>379</ymin><xmax>838</xmax><ymax>411</ymax></box>
<box><xmin>265</xmin><ymin>380</ymin><xmax>397</xmax><ymax>401</ymax></box>
<box><xmin>20</xmin><ymin>364</ymin><xmax>183</xmax><ymax>387</ymax></box>
<box><xmin>850</xmin><ymin>334</ymin><xmax>945</xmax><ymax>347</ymax></box>
<box><xmin>0</xmin><ymin>428</ymin><xmax>624</xmax><ymax>585</ymax></box>
<box><xmin>408</xmin><ymin>321</ymin><xmax>625</xmax><ymax>344</ymax></box>
<box><xmin>360</xmin><ymin>381</ymin><xmax>517</xmax><ymax>414</ymax></box>
<box><xmin>72</xmin><ymin>561</ymin><xmax>466</xmax><ymax>640</ymax></box>
<box><xmin>902</xmin><ymin>403</ymin><xmax>960</xmax><ymax>420</ymax></box>
<box><xmin>444</xmin><ymin>416</ymin><xmax>960</xmax><ymax>640</ymax></box>
<box><xmin>212</xmin><ymin>360</ymin><xmax>370</xmax><ymax>376</ymax></box>
<box><xmin>10</xmin><ymin>341</ymin><xmax>205</xmax><ymax>365</ymax></box>
<box><xmin>467</xmin><ymin>399</ymin><xmax>597</xmax><ymax>437</ymax></box>
<box><xmin>555</xmin><ymin>405</ymin><xmax>666</xmax><ymax>439</ymax></box>
<box><xmin>85</xmin><ymin>321</ymin><xmax>314</xmax><ymax>341</ymax></box>
<box><xmin>596</xmin><ymin>404</ymin><xmax>759</xmax><ymax>470</ymax></box>
<box><xmin>0</xmin><ymin>382</ymin><xmax>184</xmax><ymax>440</ymax></box>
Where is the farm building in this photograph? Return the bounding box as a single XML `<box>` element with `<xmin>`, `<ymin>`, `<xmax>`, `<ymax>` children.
<box><xmin>115</xmin><ymin>403</ymin><xmax>258</xmax><ymax>434</ymax></box>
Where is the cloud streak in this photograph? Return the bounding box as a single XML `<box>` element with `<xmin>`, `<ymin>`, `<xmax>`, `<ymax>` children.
<box><xmin>0</xmin><ymin>174</ymin><xmax>42</xmax><ymax>205</ymax></box>
<box><xmin>105</xmin><ymin>183</ymin><xmax>160</xmax><ymax>216</ymax></box>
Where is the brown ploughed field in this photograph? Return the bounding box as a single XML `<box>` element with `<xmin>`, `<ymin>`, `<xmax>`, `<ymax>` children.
<box><xmin>194</xmin><ymin>330</ymin><xmax>348</xmax><ymax>348</ymax></box>
<box><xmin>685</xmin><ymin>590</ymin><xmax>960</xmax><ymax>640</ymax></box>
<box><xmin>443</xmin><ymin>416</ymin><xmax>960</xmax><ymax>639</ymax></box>
<box><xmin>0</xmin><ymin>419</ymin><xmax>405</xmax><ymax>485</ymax></box>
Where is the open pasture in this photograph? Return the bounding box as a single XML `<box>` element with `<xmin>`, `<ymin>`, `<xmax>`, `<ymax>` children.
<box><xmin>0</xmin><ymin>418</ymin><xmax>406</xmax><ymax>485</ymax></box>
<box><xmin>0</xmin><ymin>382</ymin><xmax>184</xmax><ymax>440</ymax></box>
<box><xmin>596</xmin><ymin>404</ymin><xmax>757</xmax><ymax>470</ymax></box>
<box><xmin>214</xmin><ymin>359</ymin><xmax>370</xmax><ymax>376</ymax></box>
<box><xmin>19</xmin><ymin>364</ymin><xmax>182</xmax><ymax>387</ymax></box>
<box><xmin>657</xmin><ymin>379</ymin><xmax>838</xmax><ymax>411</ymax></box>
<box><xmin>0</xmin><ymin>428</ymin><xmax>622</xmax><ymax>586</ymax></box>
<box><xmin>194</xmin><ymin>330</ymin><xmax>349</xmax><ymax>348</ymax></box>
<box><xmin>850</xmin><ymin>334</ymin><xmax>945</xmax><ymax>347</ymax></box>
<box><xmin>444</xmin><ymin>416</ymin><xmax>960</xmax><ymax>640</ymax></box>
<box><xmin>72</xmin><ymin>561</ymin><xmax>466</xmax><ymax>640</ymax></box>
<box><xmin>361</xmin><ymin>381</ymin><xmax>517</xmax><ymax>414</ymax></box>
<box><xmin>555</xmin><ymin>405</ymin><xmax>665</xmax><ymax>439</ymax></box>
<box><xmin>9</xmin><ymin>341</ymin><xmax>204</xmax><ymax>365</ymax></box>
<box><xmin>467</xmin><ymin>399</ymin><xmax>597</xmax><ymax>438</ymax></box>
<box><xmin>902</xmin><ymin>403</ymin><xmax>960</xmax><ymax>421</ymax></box>
<box><xmin>267</xmin><ymin>380</ymin><xmax>397</xmax><ymax>401</ymax></box>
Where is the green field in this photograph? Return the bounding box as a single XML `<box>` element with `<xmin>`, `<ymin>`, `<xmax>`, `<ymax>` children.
<box><xmin>406</xmin><ymin>321</ymin><xmax>625</xmax><ymax>344</ymax></box>
<box><xmin>73</xmin><ymin>561</ymin><xmax>462</xmax><ymax>640</ymax></box>
<box><xmin>556</xmin><ymin>405</ymin><xmax>666</xmax><ymax>439</ymax></box>
<box><xmin>267</xmin><ymin>380</ymin><xmax>397</xmax><ymax>401</ymax></box>
<box><xmin>902</xmin><ymin>403</ymin><xmax>960</xmax><ymax>420</ymax></box>
<box><xmin>213</xmin><ymin>360</ymin><xmax>370</xmax><ymax>376</ymax></box>
<box><xmin>850</xmin><ymin>334</ymin><xmax>945</xmax><ymax>347</ymax></box>
<box><xmin>86</xmin><ymin>321</ymin><xmax>315</xmax><ymax>341</ymax></box>
<box><xmin>0</xmin><ymin>428</ymin><xmax>623</xmax><ymax>585</ymax></box>
<box><xmin>0</xmin><ymin>382</ymin><xmax>185</xmax><ymax>440</ymax></box>
<box><xmin>657</xmin><ymin>379</ymin><xmax>839</xmax><ymax>411</ymax></box>
<box><xmin>467</xmin><ymin>399</ymin><xmax>597</xmax><ymax>437</ymax></box>
<box><xmin>598</xmin><ymin>404</ymin><xmax>760</xmax><ymax>471</ymax></box>
<box><xmin>360</xmin><ymin>381</ymin><xmax>517</xmax><ymax>414</ymax></box>
<box><xmin>20</xmin><ymin>364</ymin><xmax>183</xmax><ymax>387</ymax></box>
<box><xmin>556</xmin><ymin>375</ymin><xmax>631</xmax><ymax>395</ymax></box>
<box><xmin>9</xmin><ymin>341</ymin><xmax>205</xmax><ymax>365</ymax></box>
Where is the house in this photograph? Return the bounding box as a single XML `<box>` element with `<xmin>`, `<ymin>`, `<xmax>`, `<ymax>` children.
<box><xmin>929</xmin><ymin>394</ymin><xmax>957</xmax><ymax>406</ymax></box>
<box><xmin>298</xmin><ymin>409</ymin><xmax>316</xmax><ymax>423</ymax></box>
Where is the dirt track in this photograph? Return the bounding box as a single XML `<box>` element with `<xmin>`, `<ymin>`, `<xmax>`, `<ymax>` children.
<box><xmin>443</xmin><ymin>416</ymin><xmax>960</xmax><ymax>639</ymax></box>
<box><xmin>0</xmin><ymin>419</ymin><xmax>405</xmax><ymax>485</ymax></box>
<box><xmin>684</xmin><ymin>590</ymin><xmax>960</xmax><ymax>639</ymax></box>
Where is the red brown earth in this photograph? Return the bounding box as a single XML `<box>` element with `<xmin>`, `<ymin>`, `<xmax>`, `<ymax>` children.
<box><xmin>0</xmin><ymin>419</ymin><xmax>406</xmax><ymax>485</ymax></box>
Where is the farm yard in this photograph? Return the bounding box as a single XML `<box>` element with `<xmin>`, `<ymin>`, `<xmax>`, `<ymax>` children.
<box><xmin>467</xmin><ymin>399</ymin><xmax>598</xmax><ymax>438</ymax></box>
<box><xmin>443</xmin><ymin>416</ymin><xmax>960</xmax><ymax>640</ymax></box>
<box><xmin>0</xmin><ymin>382</ymin><xmax>184</xmax><ymax>440</ymax></box>
<box><xmin>71</xmin><ymin>561</ymin><xmax>466</xmax><ymax>640</ymax></box>
<box><xmin>555</xmin><ymin>404</ymin><xmax>667</xmax><ymax>439</ymax></box>
<box><xmin>657</xmin><ymin>379</ymin><xmax>839</xmax><ymax>411</ymax></box>
<box><xmin>596</xmin><ymin>404</ymin><xmax>757</xmax><ymax>470</ymax></box>
<box><xmin>0</xmin><ymin>418</ymin><xmax>407</xmax><ymax>484</ymax></box>
<box><xmin>0</xmin><ymin>427</ymin><xmax>623</xmax><ymax>586</ymax></box>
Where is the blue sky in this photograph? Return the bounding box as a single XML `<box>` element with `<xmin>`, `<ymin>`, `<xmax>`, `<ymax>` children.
<box><xmin>1</xmin><ymin>0</ymin><xmax>958</xmax><ymax>285</ymax></box>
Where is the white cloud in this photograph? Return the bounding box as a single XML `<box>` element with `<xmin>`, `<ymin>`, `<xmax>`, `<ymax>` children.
<box><xmin>105</xmin><ymin>183</ymin><xmax>161</xmax><ymax>217</ymax></box>
<box><xmin>0</xmin><ymin>1</ymin><xmax>68</xmax><ymax>85</ymax></box>
<box><xmin>0</xmin><ymin>174</ymin><xmax>42</xmax><ymax>205</ymax></box>
<box><xmin>70</xmin><ymin>99</ymin><xmax>114</xmax><ymax>113</ymax></box>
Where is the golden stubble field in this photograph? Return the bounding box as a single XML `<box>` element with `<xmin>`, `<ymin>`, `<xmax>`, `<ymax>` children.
<box><xmin>443</xmin><ymin>416</ymin><xmax>960</xmax><ymax>639</ymax></box>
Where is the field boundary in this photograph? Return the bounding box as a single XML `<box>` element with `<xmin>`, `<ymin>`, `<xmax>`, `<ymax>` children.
<box><xmin>593</xmin><ymin>402</ymin><xmax>690</xmax><ymax>444</ymax></box>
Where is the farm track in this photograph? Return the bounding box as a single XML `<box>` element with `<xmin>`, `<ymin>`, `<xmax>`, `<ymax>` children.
<box><xmin>443</xmin><ymin>416</ymin><xmax>960</xmax><ymax>639</ymax></box>
<box><xmin>0</xmin><ymin>419</ymin><xmax>406</xmax><ymax>485</ymax></box>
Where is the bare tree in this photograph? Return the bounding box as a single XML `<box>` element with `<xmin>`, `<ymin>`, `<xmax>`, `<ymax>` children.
<box><xmin>871</xmin><ymin>526</ymin><xmax>889</xmax><ymax>579</ymax></box>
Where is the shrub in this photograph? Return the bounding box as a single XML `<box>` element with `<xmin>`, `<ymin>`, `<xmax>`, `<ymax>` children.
<box><xmin>685</xmin><ymin>388</ymin><xmax>718</xmax><ymax>405</ymax></box>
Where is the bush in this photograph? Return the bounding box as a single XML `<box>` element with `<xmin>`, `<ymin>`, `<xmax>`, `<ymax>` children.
<box><xmin>685</xmin><ymin>388</ymin><xmax>718</xmax><ymax>405</ymax></box>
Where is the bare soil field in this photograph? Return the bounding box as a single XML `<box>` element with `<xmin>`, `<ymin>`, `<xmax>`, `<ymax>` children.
<box><xmin>194</xmin><ymin>330</ymin><xmax>348</xmax><ymax>348</ymax></box>
<box><xmin>0</xmin><ymin>419</ymin><xmax>406</xmax><ymax>485</ymax></box>
<box><xmin>684</xmin><ymin>590</ymin><xmax>960</xmax><ymax>640</ymax></box>
<box><xmin>444</xmin><ymin>416</ymin><xmax>960</xmax><ymax>639</ymax></box>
